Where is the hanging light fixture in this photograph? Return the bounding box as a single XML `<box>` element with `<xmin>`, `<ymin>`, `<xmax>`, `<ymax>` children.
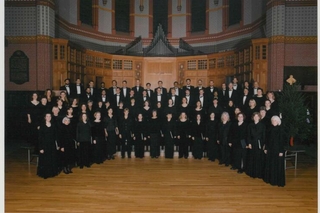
<box><xmin>139</xmin><ymin>0</ymin><xmax>144</xmax><ymax>12</ymax></box>
<box><xmin>214</xmin><ymin>0</ymin><xmax>219</xmax><ymax>5</ymax></box>
<box><xmin>177</xmin><ymin>0</ymin><xmax>182</xmax><ymax>11</ymax></box>
<box><xmin>102</xmin><ymin>0</ymin><xmax>107</xmax><ymax>6</ymax></box>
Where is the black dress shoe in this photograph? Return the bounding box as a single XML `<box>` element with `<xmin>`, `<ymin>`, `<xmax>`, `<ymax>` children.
<box><xmin>230</xmin><ymin>167</ymin><xmax>236</xmax><ymax>170</ymax></box>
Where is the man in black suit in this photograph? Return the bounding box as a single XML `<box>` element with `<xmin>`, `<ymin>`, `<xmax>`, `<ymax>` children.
<box><xmin>131</xmin><ymin>79</ymin><xmax>144</xmax><ymax>99</ymax></box>
<box><xmin>227</xmin><ymin>82</ymin><xmax>239</xmax><ymax>107</ymax></box>
<box><xmin>194</xmin><ymin>79</ymin><xmax>206</xmax><ymax>96</ymax></box>
<box><xmin>182</xmin><ymin>78</ymin><xmax>195</xmax><ymax>95</ymax></box>
<box><xmin>145</xmin><ymin>82</ymin><xmax>154</xmax><ymax>100</ymax></box>
<box><xmin>60</xmin><ymin>78</ymin><xmax>74</xmax><ymax>97</ymax></box>
<box><xmin>152</xmin><ymin>87</ymin><xmax>167</xmax><ymax>107</ymax></box>
<box><xmin>218</xmin><ymin>83</ymin><xmax>228</xmax><ymax>108</ymax></box>
<box><xmin>97</xmin><ymin>82</ymin><xmax>107</xmax><ymax>98</ymax></box>
<box><xmin>88</xmin><ymin>80</ymin><xmax>98</xmax><ymax>102</ymax></box>
<box><xmin>205</xmin><ymin>80</ymin><xmax>219</xmax><ymax>104</ymax></box>
<box><xmin>232</xmin><ymin>77</ymin><xmax>242</xmax><ymax>96</ymax></box>
<box><xmin>239</xmin><ymin>87</ymin><xmax>250</xmax><ymax>112</ymax></box>
<box><xmin>113</xmin><ymin>87</ymin><xmax>124</xmax><ymax>108</ymax></box>
<box><xmin>154</xmin><ymin>80</ymin><xmax>167</xmax><ymax>97</ymax></box>
<box><xmin>137</xmin><ymin>90</ymin><xmax>150</xmax><ymax>108</ymax></box>
<box><xmin>108</xmin><ymin>80</ymin><xmax>118</xmax><ymax>101</ymax></box>
<box><xmin>82</xmin><ymin>87</ymin><xmax>94</xmax><ymax>104</ymax></box>
<box><xmin>251</xmin><ymin>81</ymin><xmax>260</xmax><ymax>97</ymax></box>
<box><xmin>168</xmin><ymin>87</ymin><xmax>181</xmax><ymax>107</ymax></box>
<box><xmin>121</xmin><ymin>80</ymin><xmax>131</xmax><ymax>107</ymax></box>
<box><xmin>184</xmin><ymin>88</ymin><xmax>195</xmax><ymax>108</ymax></box>
<box><xmin>97</xmin><ymin>89</ymin><xmax>108</xmax><ymax>104</ymax></box>
<box><xmin>196</xmin><ymin>88</ymin><xmax>208</xmax><ymax>110</ymax></box>
<box><xmin>74</xmin><ymin>78</ymin><xmax>85</xmax><ymax>99</ymax></box>
<box><xmin>171</xmin><ymin>81</ymin><xmax>183</xmax><ymax>97</ymax></box>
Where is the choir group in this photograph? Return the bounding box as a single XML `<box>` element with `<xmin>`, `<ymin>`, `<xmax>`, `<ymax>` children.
<box><xmin>26</xmin><ymin>77</ymin><xmax>285</xmax><ymax>187</ymax></box>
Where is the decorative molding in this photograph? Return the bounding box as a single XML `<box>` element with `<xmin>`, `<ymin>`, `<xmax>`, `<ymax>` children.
<box><xmin>6</xmin><ymin>35</ymin><xmax>52</xmax><ymax>44</ymax></box>
<box><xmin>269</xmin><ymin>36</ymin><xmax>317</xmax><ymax>44</ymax></box>
<box><xmin>168</xmin><ymin>13</ymin><xmax>191</xmax><ymax>17</ymax></box>
<box><xmin>129</xmin><ymin>13</ymin><xmax>152</xmax><ymax>18</ymax></box>
<box><xmin>94</xmin><ymin>5</ymin><xmax>114</xmax><ymax>13</ymax></box>
<box><xmin>206</xmin><ymin>5</ymin><xmax>228</xmax><ymax>13</ymax></box>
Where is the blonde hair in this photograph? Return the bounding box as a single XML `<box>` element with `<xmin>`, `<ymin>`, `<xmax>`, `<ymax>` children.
<box><xmin>271</xmin><ymin>115</ymin><xmax>281</xmax><ymax>125</ymax></box>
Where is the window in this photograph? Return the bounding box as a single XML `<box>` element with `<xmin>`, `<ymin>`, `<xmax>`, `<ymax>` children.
<box><xmin>113</xmin><ymin>60</ymin><xmax>123</xmax><ymax>70</ymax></box>
<box><xmin>217</xmin><ymin>58</ymin><xmax>224</xmax><ymax>68</ymax></box>
<box><xmin>209</xmin><ymin>59</ymin><xmax>216</xmax><ymax>69</ymax></box>
<box><xmin>255</xmin><ymin>46</ymin><xmax>260</xmax><ymax>60</ymax></box>
<box><xmin>80</xmin><ymin>0</ymin><xmax>92</xmax><ymax>26</ymax></box>
<box><xmin>54</xmin><ymin>45</ymin><xmax>58</xmax><ymax>60</ymax></box>
<box><xmin>262</xmin><ymin>45</ymin><xmax>267</xmax><ymax>59</ymax></box>
<box><xmin>187</xmin><ymin>60</ymin><xmax>197</xmax><ymax>70</ymax></box>
<box><xmin>229</xmin><ymin>0</ymin><xmax>242</xmax><ymax>26</ymax></box>
<box><xmin>115</xmin><ymin>0</ymin><xmax>130</xmax><ymax>32</ymax></box>
<box><xmin>153</xmin><ymin>0</ymin><xmax>168</xmax><ymax>35</ymax></box>
<box><xmin>191</xmin><ymin>0</ymin><xmax>206</xmax><ymax>32</ymax></box>
<box><xmin>198</xmin><ymin>60</ymin><xmax>208</xmax><ymax>70</ymax></box>
<box><xmin>226</xmin><ymin>55</ymin><xmax>234</xmax><ymax>67</ymax></box>
<box><xmin>104</xmin><ymin>59</ymin><xmax>111</xmax><ymax>69</ymax></box>
<box><xmin>70</xmin><ymin>49</ymin><xmax>75</xmax><ymax>63</ymax></box>
<box><xmin>124</xmin><ymin>60</ymin><xmax>133</xmax><ymax>70</ymax></box>
<box><xmin>86</xmin><ymin>55</ymin><xmax>93</xmax><ymax>67</ymax></box>
<box><xmin>96</xmin><ymin>57</ymin><xmax>103</xmax><ymax>68</ymax></box>
<box><xmin>60</xmin><ymin>46</ymin><xmax>65</xmax><ymax>60</ymax></box>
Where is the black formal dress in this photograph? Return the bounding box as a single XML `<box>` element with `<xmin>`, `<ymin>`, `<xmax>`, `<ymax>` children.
<box><xmin>263</xmin><ymin>125</ymin><xmax>285</xmax><ymax>187</ymax></box>
<box><xmin>37</xmin><ymin>123</ymin><xmax>59</xmax><ymax>179</ymax></box>
<box><xmin>119</xmin><ymin>116</ymin><xmax>134</xmax><ymax>158</ymax></box>
<box><xmin>162</xmin><ymin>118</ymin><xmax>176</xmax><ymax>158</ymax></box>
<box><xmin>148</xmin><ymin>117</ymin><xmax>162</xmax><ymax>158</ymax></box>
<box><xmin>176</xmin><ymin>119</ymin><xmax>191</xmax><ymax>159</ymax></box>
<box><xmin>91</xmin><ymin>120</ymin><xmax>105</xmax><ymax>164</ymax></box>
<box><xmin>76</xmin><ymin>121</ymin><xmax>92</xmax><ymax>168</ymax></box>
<box><xmin>104</xmin><ymin>115</ymin><xmax>118</xmax><ymax>160</ymax></box>
<box><xmin>246</xmin><ymin>121</ymin><xmax>266</xmax><ymax>178</ymax></box>
<box><xmin>205</xmin><ymin>119</ymin><xmax>219</xmax><ymax>161</ymax></box>
<box><xmin>191</xmin><ymin>120</ymin><xmax>205</xmax><ymax>159</ymax></box>
<box><xmin>229</xmin><ymin>121</ymin><xmax>248</xmax><ymax>172</ymax></box>
<box><xmin>217</xmin><ymin>121</ymin><xmax>232</xmax><ymax>166</ymax></box>
<box><xmin>26</xmin><ymin>101</ymin><xmax>41</xmax><ymax>152</ymax></box>
<box><xmin>133</xmin><ymin>120</ymin><xmax>147</xmax><ymax>158</ymax></box>
<box><xmin>58</xmin><ymin>122</ymin><xmax>76</xmax><ymax>173</ymax></box>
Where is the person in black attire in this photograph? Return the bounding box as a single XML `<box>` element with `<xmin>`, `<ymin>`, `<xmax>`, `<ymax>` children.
<box><xmin>60</xmin><ymin>78</ymin><xmax>73</xmax><ymax>97</ymax></box>
<box><xmin>263</xmin><ymin>115</ymin><xmax>285</xmax><ymax>187</ymax></box>
<box><xmin>137</xmin><ymin>90</ymin><xmax>150</xmax><ymax>108</ymax></box>
<box><xmin>225</xmin><ymin>99</ymin><xmax>236</xmax><ymax>121</ymax></box>
<box><xmin>246</xmin><ymin>112</ymin><xmax>266</xmax><ymax>179</ymax></box>
<box><xmin>91</xmin><ymin>111</ymin><xmax>105</xmax><ymax>164</ymax></box>
<box><xmin>196</xmin><ymin>89</ymin><xmax>208</xmax><ymax>112</ymax></box>
<box><xmin>97</xmin><ymin>82</ymin><xmax>107</xmax><ymax>99</ymax></box>
<box><xmin>37</xmin><ymin>113</ymin><xmax>59</xmax><ymax>179</ymax></box>
<box><xmin>26</xmin><ymin>92</ymin><xmax>41</xmax><ymax>153</ymax></box>
<box><xmin>82</xmin><ymin>87</ymin><xmax>94</xmax><ymax>104</ymax></box>
<box><xmin>97</xmin><ymin>89</ymin><xmax>108</xmax><ymax>104</ymax></box>
<box><xmin>217</xmin><ymin>112</ymin><xmax>232</xmax><ymax>166</ymax></box>
<box><xmin>74</xmin><ymin>78</ymin><xmax>85</xmax><ymax>100</ymax></box>
<box><xmin>205</xmin><ymin>80</ymin><xmax>219</xmax><ymax>104</ymax></box>
<box><xmin>219</xmin><ymin>83</ymin><xmax>228</xmax><ymax>108</ymax></box>
<box><xmin>259</xmin><ymin>106</ymin><xmax>271</xmax><ymax>131</ymax></box>
<box><xmin>152</xmin><ymin>87</ymin><xmax>167</xmax><ymax>107</ymax></box>
<box><xmin>76</xmin><ymin>113</ymin><xmax>92</xmax><ymax>169</ymax></box>
<box><xmin>254</xmin><ymin>88</ymin><xmax>265</xmax><ymax>109</ymax></box>
<box><xmin>113</xmin><ymin>87</ymin><xmax>124</xmax><ymax>109</ymax></box>
<box><xmin>227</xmin><ymin>82</ymin><xmax>239</xmax><ymax>107</ymax></box>
<box><xmin>245</xmin><ymin>99</ymin><xmax>259</xmax><ymax>123</ymax></box>
<box><xmin>88</xmin><ymin>80</ymin><xmax>98</xmax><ymax>102</ymax></box>
<box><xmin>58</xmin><ymin>117</ymin><xmax>76</xmax><ymax>174</ymax></box>
<box><xmin>154</xmin><ymin>80</ymin><xmax>168</xmax><ymax>97</ymax></box>
<box><xmin>145</xmin><ymin>82</ymin><xmax>154</xmax><ymax>101</ymax></box>
<box><xmin>133</xmin><ymin>113</ymin><xmax>147</xmax><ymax>158</ymax></box>
<box><xmin>121</xmin><ymin>80</ymin><xmax>131</xmax><ymax>107</ymax></box>
<box><xmin>205</xmin><ymin>112</ymin><xmax>219</xmax><ymax>162</ymax></box>
<box><xmin>148</xmin><ymin>110</ymin><xmax>162</xmax><ymax>158</ymax></box>
<box><xmin>182</xmin><ymin>78</ymin><xmax>195</xmax><ymax>96</ymax></box>
<box><xmin>168</xmin><ymin>87</ymin><xmax>181</xmax><ymax>107</ymax></box>
<box><xmin>184</xmin><ymin>88</ymin><xmax>195</xmax><ymax>109</ymax></box>
<box><xmin>176</xmin><ymin>112</ymin><xmax>191</xmax><ymax>159</ymax></box>
<box><xmin>191</xmin><ymin>114</ymin><xmax>206</xmax><ymax>160</ymax></box>
<box><xmin>178</xmin><ymin>97</ymin><xmax>191</xmax><ymax>119</ymax></box>
<box><xmin>239</xmin><ymin>87</ymin><xmax>250</xmax><ymax>112</ymax></box>
<box><xmin>108</xmin><ymin>80</ymin><xmax>118</xmax><ymax>102</ymax></box>
<box><xmin>163</xmin><ymin>99</ymin><xmax>177</xmax><ymax>121</ymax></box>
<box><xmin>131</xmin><ymin>79</ymin><xmax>144</xmax><ymax>100</ymax></box>
<box><xmin>86</xmin><ymin>100</ymin><xmax>95</xmax><ymax>121</ymax></box>
<box><xmin>128</xmin><ymin>98</ymin><xmax>138</xmax><ymax>121</ymax></box>
<box><xmin>51</xmin><ymin>106</ymin><xmax>63</xmax><ymax>129</ymax></box>
<box><xmin>161</xmin><ymin>113</ymin><xmax>176</xmax><ymax>159</ymax></box>
<box><xmin>104</xmin><ymin>108</ymin><xmax>119</xmax><ymax>160</ymax></box>
<box><xmin>38</xmin><ymin>96</ymin><xmax>51</xmax><ymax>118</ymax></box>
<box><xmin>207</xmin><ymin>98</ymin><xmax>224</xmax><ymax>121</ymax></box>
<box><xmin>229</xmin><ymin>112</ymin><xmax>248</xmax><ymax>173</ymax></box>
<box><xmin>119</xmin><ymin>108</ymin><xmax>134</xmax><ymax>158</ymax></box>
<box><xmin>140</xmin><ymin>100</ymin><xmax>152</xmax><ymax>122</ymax></box>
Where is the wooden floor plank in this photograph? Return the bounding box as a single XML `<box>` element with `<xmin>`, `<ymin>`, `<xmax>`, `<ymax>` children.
<box><xmin>5</xmin><ymin>148</ymin><xmax>317</xmax><ymax>213</ymax></box>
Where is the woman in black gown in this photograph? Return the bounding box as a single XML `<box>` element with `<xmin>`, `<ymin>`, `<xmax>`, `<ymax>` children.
<box><xmin>118</xmin><ymin>108</ymin><xmax>134</xmax><ymax>158</ymax></box>
<box><xmin>164</xmin><ymin>99</ymin><xmax>177</xmax><ymax>121</ymax></box>
<box><xmin>178</xmin><ymin>97</ymin><xmax>190</xmax><ymax>118</ymax></box>
<box><xmin>229</xmin><ymin>112</ymin><xmax>248</xmax><ymax>173</ymax></box>
<box><xmin>91</xmin><ymin>111</ymin><xmax>105</xmax><ymax>164</ymax></box>
<box><xmin>104</xmin><ymin>108</ymin><xmax>119</xmax><ymax>160</ymax></box>
<box><xmin>161</xmin><ymin>113</ymin><xmax>176</xmax><ymax>158</ymax></box>
<box><xmin>58</xmin><ymin>117</ymin><xmax>76</xmax><ymax>174</ymax></box>
<box><xmin>176</xmin><ymin>112</ymin><xmax>191</xmax><ymax>159</ymax></box>
<box><xmin>217</xmin><ymin>112</ymin><xmax>232</xmax><ymax>166</ymax></box>
<box><xmin>26</xmin><ymin>92</ymin><xmax>41</xmax><ymax>153</ymax></box>
<box><xmin>148</xmin><ymin>110</ymin><xmax>162</xmax><ymax>158</ymax></box>
<box><xmin>191</xmin><ymin>114</ymin><xmax>205</xmax><ymax>160</ymax></box>
<box><xmin>76</xmin><ymin>113</ymin><xmax>92</xmax><ymax>168</ymax></box>
<box><xmin>133</xmin><ymin>113</ymin><xmax>147</xmax><ymax>158</ymax></box>
<box><xmin>205</xmin><ymin>112</ymin><xmax>219</xmax><ymax>162</ymax></box>
<box><xmin>246</xmin><ymin>112</ymin><xmax>266</xmax><ymax>179</ymax></box>
<box><xmin>37</xmin><ymin>113</ymin><xmax>59</xmax><ymax>179</ymax></box>
<box><xmin>263</xmin><ymin>115</ymin><xmax>285</xmax><ymax>187</ymax></box>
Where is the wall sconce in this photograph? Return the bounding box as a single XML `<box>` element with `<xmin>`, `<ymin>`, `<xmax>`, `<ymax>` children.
<box><xmin>102</xmin><ymin>0</ymin><xmax>107</xmax><ymax>6</ymax></box>
<box><xmin>214</xmin><ymin>0</ymin><xmax>219</xmax><ymax>6</ymax></box>
<box><xmin>177</xmin><ymin>0</ymin><xmax>182</xmax><ymax>11</ymax></box>
<box><xmin>139</xmin><ymin>0</ymin><xmax>144</xmax><ymax>12</ymax></box>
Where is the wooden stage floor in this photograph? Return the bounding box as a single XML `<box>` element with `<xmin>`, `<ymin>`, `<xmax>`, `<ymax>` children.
<box><xmin>5</xmin><ymin>146</ymin><xmax>317</xmax><ymax>213</ymax></box>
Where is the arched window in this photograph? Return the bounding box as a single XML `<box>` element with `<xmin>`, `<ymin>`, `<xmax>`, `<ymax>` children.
<box><xmin>153</xmin><ymin>0</ymin><xmax>168</xmax><ymax>35</ymax></box>
<box><xmin>80</xmin><ymin>0</ymin><xmax>92</xmax><ymax>26</ymax></box>
<box><xmin>229</xmin><ymin>0</ymin><xmax>242</xmax><ymax>26</ymax></box>
<box><xmin>191</xmin><ymin>0</ymin><xmax>206</xmax><ymax>33</ymax></box>
<box><xmin>115</xmin><ymin>0</ymin><xmax>130</xmax><ymax>32</ymax></box>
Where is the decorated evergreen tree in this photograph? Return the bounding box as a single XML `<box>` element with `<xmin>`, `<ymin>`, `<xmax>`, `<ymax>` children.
<box><xmin>278</xmin><ymin>82</ymin><xmax>312</xmax><ymax>146</ymax></box>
